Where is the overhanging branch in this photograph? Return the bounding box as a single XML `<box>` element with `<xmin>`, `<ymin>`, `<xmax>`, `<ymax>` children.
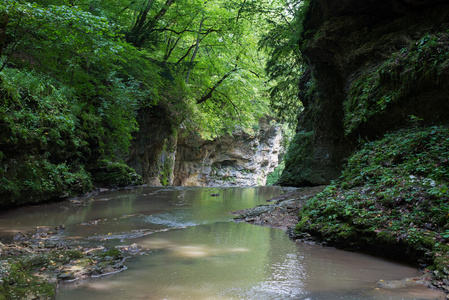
<box><xmin>197</xmin><ymin>68</ymin><xmax>238</xmax><ymax>104</ymax></box>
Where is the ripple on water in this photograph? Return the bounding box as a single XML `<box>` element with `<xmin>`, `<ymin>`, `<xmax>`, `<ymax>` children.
<box><xmin>144</xmin><ymin>211</ymin><xmax>205</xmax><ymax>227</ymax></box>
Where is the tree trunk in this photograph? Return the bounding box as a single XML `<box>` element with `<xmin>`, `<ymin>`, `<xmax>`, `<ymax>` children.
<box><xmin>0</xmin><ymin>12</ymin><xmax>8</xmax><ymax>57</ymax></box>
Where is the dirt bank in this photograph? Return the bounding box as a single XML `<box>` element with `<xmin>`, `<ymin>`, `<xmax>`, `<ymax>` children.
<box><xmin>231</xmin><ymin>186</ymin><xmax>326</xmax><ymax>230</ymax></box>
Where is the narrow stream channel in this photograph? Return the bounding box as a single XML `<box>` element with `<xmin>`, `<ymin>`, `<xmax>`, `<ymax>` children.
<box><xmin>0</xmin><ymin>186</ymin><xmax>445</xmax><ymax>299</ymax></box>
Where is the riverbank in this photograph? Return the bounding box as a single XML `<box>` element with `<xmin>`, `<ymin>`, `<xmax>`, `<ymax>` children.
<box><xmin>232</xmin><ymin>186</ymin><xmax>326</xmax><ymax>230</ymax></box>
<box><xmin>234</xmin><ymin>126</ymin><xmax>449</xmax><ymax>296</ymax></box>
<box><xmin>233</xmin><ymin>185</ymin><xmax>447</xmax><ymax>295</ymax></box>
<box><xmin>0</xmin><ymin>227</ymin><xmax>142</xmax><ymax>299</ymax></box>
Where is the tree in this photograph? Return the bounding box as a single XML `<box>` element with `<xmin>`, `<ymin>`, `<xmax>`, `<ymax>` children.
<box><xmin>0</xmin><ymin>0</ymin><xmax>161</xmax><ymax>157</ymax></box>
<box><xmin>259</xmin><ymin>0</ymin><xmax>309</xmax><ymax>127</ymax></box>
<box><xmin>129</xmin><ymin>0</ymin><xmax>272</xmax><ymax>138</ymax></box>
<box><xmin>1</xmin><ymin>0</ymin><xmax>286</xmax><ymax>151</ymax></box>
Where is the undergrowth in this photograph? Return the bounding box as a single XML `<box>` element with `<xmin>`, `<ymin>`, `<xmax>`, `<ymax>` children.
<box><xmin>295</xmin><ymin>126</ymin><xmax>449</xmax><ymax>278</ymax></box>
<box><xmin>344</xmin><ymin>31</ymin><xmax>449</xmax><ymax>134</ymax></box>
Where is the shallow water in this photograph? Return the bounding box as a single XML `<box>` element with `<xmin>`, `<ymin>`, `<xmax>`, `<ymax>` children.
<box><xmin>0</xmin><ymin>186</ymin><xmax>445</xmax><ymax>299</ymax></box>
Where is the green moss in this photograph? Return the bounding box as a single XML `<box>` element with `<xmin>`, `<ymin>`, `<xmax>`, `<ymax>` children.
<box><xmin>97</xmin><ymin>248</ymin><xmax>123</xmax><ymax>259</ymax></box>
<box><xmin>90</xmin><ymin>159</ymin><xmax>142</xmax><ymax>187</ymax></box>
<box><xmin>157</xmin><ymin>137</ymin><xmax>176</xmax><ymax>186</ymax></box>
<box><xmin>1</xmin><ymin>261</ymin><xmax>56</xmax><ymax>299</ymax></box>
<box><xmin>344</xmin><ymin>31</ymin><xmax>449</xmax><ymax>134</ymax></box>
<box><xmin>278</xmin><ymin>130</ymin><xmax>313</xmax><ymax>184</ymax></box>
<box><xmin>19</xmin><ymin>250</ymin><xmax>84</xmax><ymax>270</ymax></box>
<box><xmin>295</xmin><ymin>126</ymin><xmax>449</xmax><ymax>272</ymax></box>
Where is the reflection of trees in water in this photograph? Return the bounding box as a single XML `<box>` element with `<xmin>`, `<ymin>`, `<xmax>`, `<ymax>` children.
<box><xmin>2</xmin><ymin>186</ymin><xmax>439</xmax><ymax>299</ymax></box>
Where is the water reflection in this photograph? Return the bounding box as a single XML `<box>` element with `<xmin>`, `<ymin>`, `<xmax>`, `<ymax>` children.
<box><xmin>0</xmin><ymin>186</ymin><xmax>445</xmax><ymax>299</ymax></box>
<box><xmin>59</xmin><ymin>222</ymin><xmax>444</xmax><ymax>299</ymax></box>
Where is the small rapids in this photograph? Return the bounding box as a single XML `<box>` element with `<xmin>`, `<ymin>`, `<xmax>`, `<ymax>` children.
<box><xmin>0</xmin><ymin>186</ymin><xmax>445</xmax><ymax>299</ymax></box>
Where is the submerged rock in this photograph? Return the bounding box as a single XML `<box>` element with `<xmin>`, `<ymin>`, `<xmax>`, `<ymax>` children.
<box><xmin>0</xmin><ymin>229</ymin><xmax>145</xmax><ymax>299</ymax></box>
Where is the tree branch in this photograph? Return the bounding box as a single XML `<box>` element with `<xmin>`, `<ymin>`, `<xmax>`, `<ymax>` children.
<box><xmin>197</xmin><ymin>68</ymin><xmax>238</xmax><ymax>104</ymax></box>
<box><xmin>217</xmin><ymin>90</ymin><xmax>241</xmax><ymax>118</ymax></box>
<box><xmin>153</xmin><ymin>0</ymin><xmax>175</xmax><ymax>23</ymax></box>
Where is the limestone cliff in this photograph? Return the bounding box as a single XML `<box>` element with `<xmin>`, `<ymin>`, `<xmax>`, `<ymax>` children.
<box><xmin>279</xmin><ymin>0</ymin><xmax>449</xmax><ymax>186</ymax></box>
<box><xmin>127</xmin><ymin>114</ymin><xmax>284</xmax><ymax>187</ymax></box>
<box><xmin>174</xmin><ymin>118</ymin><xmax>284</xmax><ymax>186</ymax></box>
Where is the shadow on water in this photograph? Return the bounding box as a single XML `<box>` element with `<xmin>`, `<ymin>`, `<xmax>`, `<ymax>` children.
<box><xmin>0</xmin><ymin>186</ymin><xmax>445</xmax><ymax>299</ymax></box>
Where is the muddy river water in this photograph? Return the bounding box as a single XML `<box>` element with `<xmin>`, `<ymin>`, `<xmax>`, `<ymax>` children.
<box><xmin>0</xmin><ymin>186</ymin><xmax>445</xmax><ymax>299</ymax></box>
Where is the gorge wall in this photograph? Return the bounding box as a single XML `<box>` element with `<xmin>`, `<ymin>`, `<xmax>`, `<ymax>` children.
<box><xmin>126</xmin><ymin>105</ymin><xmax>177</xmax><ymax>186</ymax></box>
<box><xmin>174</xmin><ymin>118</ymin><xmax>283</xmax><ymax>187</ymax></box>
<box><xmin>279</xmin><ymin>0</ymin><xmax>449</xmax><ymax>186</ymax></box>
<box><xmin>127</xmin><ymin>116</ymin><xmax>284</xmax><ymax>187</ymax></box>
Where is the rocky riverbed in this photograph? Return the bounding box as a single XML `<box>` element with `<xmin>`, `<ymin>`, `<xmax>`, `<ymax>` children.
<box><xmin>1</xmin><ymin>185</ymin><xmax>447</xmax><ymax>299</ymax></box>
<box><xmin>232</xmin><ymin>186</ymin><xmax>326</xmax><ymax>231</ymax></box>
<box><xmin>1</xmin><ymin>186</ymin><xmax>323</xmax><ymax>299</ymax></box>
<box><xmin>0</xmin><ymin>227</ymin><xmax>143</xmax><ymax>299</ymax></box>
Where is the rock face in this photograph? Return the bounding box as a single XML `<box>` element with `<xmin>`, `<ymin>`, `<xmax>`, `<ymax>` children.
<box><xmin>279</xmin><ymin>0</ymin><xmax>449</xmax><ymax>186</ymax></box>
<box><xmin>174</xmin><ymin>118</ymin><xmax>284</xmax><ymax>186</ymax></box>
<box><xmin>127</xmin><ymin>113</ymin><xmax>284</xmax><ymax>187</ymax></box>
<box><xmin>126</xmin><ymin>105</ymin><xmax>177</xmax><ymax>186</ymax></box>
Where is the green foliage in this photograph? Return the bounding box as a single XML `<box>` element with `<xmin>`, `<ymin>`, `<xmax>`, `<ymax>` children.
<box><xmin>0</xmin><ymin>68</ymin><xmax>93</xmax><ymax>205</ymax></box>
<box><xmin>0</xmin><ymin>156</ymin><xmax>93</xmax><ymax>204</ymax></box>
<box><xmin>341</xmin><ymin>126</ymin><xmax>449</xmax><ymax>187</ymax></box>
<box><xmin>344</xmin><ymin>31</ymin><xmax>449</xmax><ymax>134</ymax></box>
<box><xmin>277</xmin><ymin>130</ymin><xmax>313</xmax><ymax>183</ymax></box>
<box><xmin>259</xmin><ymin>0</ymin><xmax>309</xmax><ymax>127</ymax></box>
<box><xmin>266</xmin><ymin>161</ymin><xmax>285</xmax><ymax>185</ymax></box>
<box><xmin>0</xmin><ymin>68</ymin><xmax>78</xmax><ymax>144</ymax></box>
<box><xmin>90</xmin><ymin>159</ymin><xmax>142</xmax><ymax>187</ymax></box>
<box><xmin>1</xmin><ymin>1</ymin><xmax>161</xmax><ymax>157</ymax></box>
<box><xmin>0</xmin><ymin>0</ymin><xmax>290</xmax><ymax>204</ymax></box>
<box><xmin>296</xmin><ymin>126</ymin><xmax>449</xmax><ymax>275</ymax></box>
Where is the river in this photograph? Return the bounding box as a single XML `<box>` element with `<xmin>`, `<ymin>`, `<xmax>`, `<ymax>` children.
<box><xmin>0</xmin><ymin>186</ymin><xmax>445</xmax><ymax>299</ymax></box>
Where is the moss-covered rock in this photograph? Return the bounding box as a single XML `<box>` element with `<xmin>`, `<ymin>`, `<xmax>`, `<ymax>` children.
<box><xmin>281</xmin><ymin>0</ymin><xmax>449</xmax><ymax>186</ymax></box>
<box><xmin>0</xmin><ymin>260</ymin><xmax>56</xmax><ymax>300</ymax></box>
<box><xmin>0</xmin><ymin>237</ymin><xmax>138</xmax><ymax>299</ymax></box>
<box><xmin>294</xmin><ymin>126</ymin><xmax>449</xmax><ymax>282</ymax></box>
<box><xmin>90</xmin><ymin>159</ymin><xmax>142</xmax><ymax>187</ymax></box>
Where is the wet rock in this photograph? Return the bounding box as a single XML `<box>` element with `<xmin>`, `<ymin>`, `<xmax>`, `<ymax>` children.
<box><xmin>69</xmin><ymin>199</ymin><xmax>87</xmax><ymax>206</ymax></box>
<box><xmin>233</xmin><ymin>187</ymin><xmax>328</xmax><ymax>231</ymax></box>
<box><xmin>378</xmin><ymin>277</ymin><xmax>429</xmax><ymax>289</ymax></box>
<box><xmin>80</xmin><ymin>219</ymin><xmax>102</xmax><ymax>226</ymax></box>
<box><xmin>55</xmin><ymin>225</ymin><xmax>65</xmax><ymax>231</ymax></box>
<box><xmin>36</xmin><ymin>226</ymin><xmax>51</xmax><ymax>233</ymax></box>
<box><xmin>100</xmin><ymin>266</ymin><xmax>117</xmax><ymax>274</ymax></box>
<box><xmin>58</xmin><ymin>272</ymin><xmax>76</xmax><ymax>281</ymax></box>
<box><xmin>128</xmin><ymin>243</ymin><xmax>140</xmax><ymax>254</ymax></box>
<box><xmin>13</xmin><ymin>232</ymin><xmax>27</xmax><ymax>241</ymax></box>
<box><xmin>116</xmin><ymin>243</ymin><xmax>141</xmax><ymax>255</ymax></box>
